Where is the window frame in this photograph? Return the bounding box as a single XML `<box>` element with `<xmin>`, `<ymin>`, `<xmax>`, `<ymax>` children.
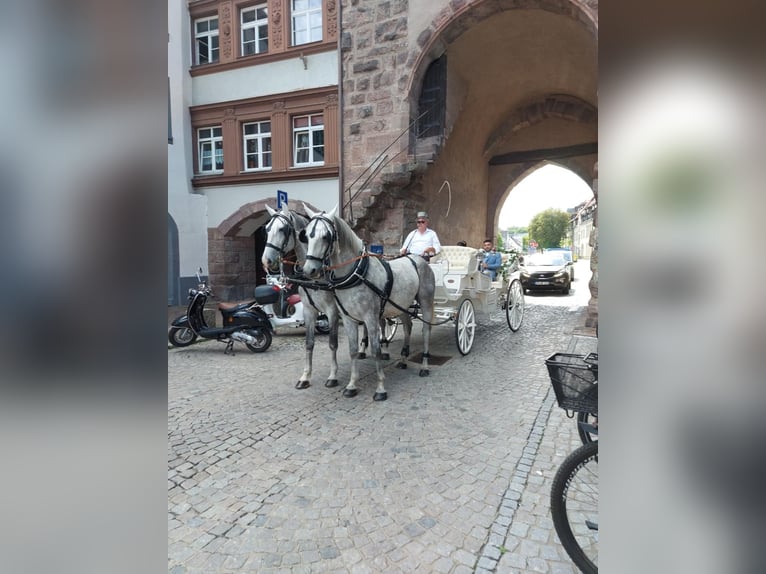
<box><xmin>292</xmin><ymin>113</ymin><xmax>324</xmax><ymax>167</ymax></box>
<box><xmin>240</xmin><ymin>3</ymin><xmax>269</xmax><ymax>57</ymax></box>
<box><xmin>291</xmin><ymin>0</ymin><xmax>323</xmax><ymax>46</ymax></box>
<box><xmin>242</xmin><ymin>120</ymin><xmax>273</xmax><ymax>172</ymax></box>
<box><xmin>197</xmin><ymin>126</ymin><xmax>224</xmax><ymax>174</ymax></box>
<box><xmin>194</xmin><ymin>15</ymin><xmax>220</xmax><ymax>65</ymax></box>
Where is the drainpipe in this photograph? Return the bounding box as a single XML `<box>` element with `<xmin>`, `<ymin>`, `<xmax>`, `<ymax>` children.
<box><xmin>336</xmin><ymin>2</ymin><xmax>344</xmax><ymax>212</ymax></box>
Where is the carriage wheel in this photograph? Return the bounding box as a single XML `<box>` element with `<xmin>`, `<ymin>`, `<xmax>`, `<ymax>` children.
<box><xmin>381</xmin><ymin>318</ymin><xmax>398</xmax><ymax>344</ymax></box>
<box><xmin>505</xmin><ymin>279</ymin><xmax>525</xmax><ymax>332</ymax></box>
<box><xmin>455</xmin><ymin>299</ymin><xmax>476</xmax><ymax>355</ymax></box>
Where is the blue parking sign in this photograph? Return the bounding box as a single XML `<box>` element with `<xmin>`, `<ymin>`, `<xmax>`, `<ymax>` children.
<box><xmin>277</xmin><ymin>190</ymin><xmax>288</xmax><ymax>209</ymax></box>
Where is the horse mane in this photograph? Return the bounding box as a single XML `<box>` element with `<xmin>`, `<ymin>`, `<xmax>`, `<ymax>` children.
<box><xmin>331</xmin><ymin>213</ymin><xmax>364</xmax><ymax>254</ymax></box>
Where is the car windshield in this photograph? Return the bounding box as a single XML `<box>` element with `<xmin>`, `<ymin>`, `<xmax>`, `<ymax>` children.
<box><xmin>546</xmin><ymin>249</ymin><xmax>572</xmax><ymax>262</ymax></box>
<box><xmin>525</xmin><ymin>253</ymin><xmax>566</xmax><ymax>266</ymax></box>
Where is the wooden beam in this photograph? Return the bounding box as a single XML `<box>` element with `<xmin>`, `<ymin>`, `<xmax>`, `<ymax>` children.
<box><xmin>489</xmin><ymin>142</ymin><xmax>598</xmax><ymax>165</ymax></box>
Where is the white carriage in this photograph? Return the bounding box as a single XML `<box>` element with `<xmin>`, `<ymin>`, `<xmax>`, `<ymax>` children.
<box><xmin>422</xmin><ymin>245</ymin><xmax>525</xmax><ymax>355</ymax></box>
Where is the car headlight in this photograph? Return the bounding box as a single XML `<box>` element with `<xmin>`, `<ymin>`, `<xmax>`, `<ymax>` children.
<box><xmin>553</xmin><ymin>269</ymin><xmax>568</xmax><ymax>278</ymax></box>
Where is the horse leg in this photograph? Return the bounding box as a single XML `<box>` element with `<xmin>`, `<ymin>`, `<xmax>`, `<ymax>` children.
<box><xmin>419</xmin><ymin>310</ymin><xmax>431</xmax><ymax>377</ymax></box>
<box><xmin>396</xmin><ymin>314</ymin><xmax>412</xmax><ymax>369</ymax></box>
<box><xmin>364</xmin><ymin>315</ymin><xmax>387</xmax><ymax>401</ymax></box>
<box><xmin>342</xmin><ymin>316</ymin><xmax>361</xmax><ymax>397</ymax></box>
<box><xmin>357</xmin><ymin>323</ymin><xmax>368</xmax><ymax>359</ymax></box>
<box><xmin>379</xmin><ymin>318</ymin><xmax>390</xmax><ymax>361</ymax></box>
<box><xmin>418</xmin><ymin>275</ymin><xmax>436</xmax><ymax>378</ymax></box>
<box><xmin>296</xmin><ymin>305</ymin><xmax>316</xmax><ymax>389</ymax></box>
<box><xmin>325</xmin><ymin>305</ymin><xmax>339</xmax><ymax>387</ymax></box>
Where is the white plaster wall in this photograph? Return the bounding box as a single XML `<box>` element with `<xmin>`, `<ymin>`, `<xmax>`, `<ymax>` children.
<box><xmin>192</xmin><ymin>51</ymin><xmax>339</xmax><ymax>106</ymax></box>
<box><xmin>202</xmin><ymin>179</ymin><xmax>340</xmax><ymax>228</ymax></box>
<box><xmin>168</xmin><ymin>0</ymin><xmax>208</xmax><ymax>277</ymax></box>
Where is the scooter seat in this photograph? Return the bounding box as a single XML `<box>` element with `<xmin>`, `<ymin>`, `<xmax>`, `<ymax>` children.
<box><xmin>218</xmin><ymin>301</ymin><xmax>248</xmax><ymax>311</ymax></box>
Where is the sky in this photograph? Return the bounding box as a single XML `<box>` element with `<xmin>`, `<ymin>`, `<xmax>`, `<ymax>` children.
<box><xmin>498</xmin><ymin>164</ymin><xmax>594</xmax><ymax>229</ymax></box>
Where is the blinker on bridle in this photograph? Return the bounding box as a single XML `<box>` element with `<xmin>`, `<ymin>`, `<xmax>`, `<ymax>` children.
<box><xmin>264</xmin><ymin>212</ymin><xmax>294</xmax><ymax>255</ymax></box>
<box><xmin>304</xmin><ymin>214</ymin><xmax>337</xmax><ymax>265</ymax></box>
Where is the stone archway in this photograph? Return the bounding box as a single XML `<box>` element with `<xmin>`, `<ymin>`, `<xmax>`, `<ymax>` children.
<box><xmin>340</xmin><ymin>0</ymin><xmax>598</xmax><ymax>324</ymax></box>
<box><xmin>210</xmin><ymin>199</ymin><xmax>323</xmax><ymax>300</ymax></box>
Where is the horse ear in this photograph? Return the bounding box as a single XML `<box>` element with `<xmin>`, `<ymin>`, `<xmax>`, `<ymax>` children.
<box><xmin>327</xmin><ymin>204</ymin><xmax>338</xmax><ymax>218</ymax></box>
<box><xmin>303</xmin><ymin>203</ymin><xmax>317</xmax><ymax>218</ymax></box>
<box><xmin>266</xmin><ymin>204</ymin><xmax>276</xmax><ymax>216</ymax></box>
<box><xmin>298</xmin><ymin>229</ymin><xmax>308</xmax><ymax>243</ymax></box>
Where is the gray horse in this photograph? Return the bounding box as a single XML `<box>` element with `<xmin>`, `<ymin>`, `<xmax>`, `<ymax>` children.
<box><xmin>261</xmin><ymin>206</ymin><xmax>394</xmax><ymax>389</ymax></box>
<box><xmin>300</xmin><ymin>205</ymin><xmax>436</xmax><ymax>401</ymax></box>
<box><xmin>261</xmin><ymin>205</ymin><xmax>342</xmax><ymax>389</ymax></box>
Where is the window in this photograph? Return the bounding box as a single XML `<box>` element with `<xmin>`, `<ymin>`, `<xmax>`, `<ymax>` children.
<box><xmin>195</xmin><ymin>16</ymin><xmax>219</xmax><ymax>65</ymax></box>
<box><xmin>198</xmin><ymin>127</ymin><xmax>223</xmax><ymax>173</ymax></box>
<box><xmin>241</xmin><ymin>4</ymin><xmax>268</xmax><ymax>56</ymax></box>
<box><xmin>417</xmin><ymin>55</ymin><xmax>447</xmax><ymax>138</ymax></box>
<box><xmin>291</xmin><ymin>0</ymin><xmax>322</xmax><ymax>46</ymax></box>
<box><xmin>243</xmin><ymin>121</ymin><xmax>272</xmax><ymax>170</ymax></box>
<box><xmin>293</xmin><ymin>114</ymin><xmax>324</xmax><ymax>166</ymax></box>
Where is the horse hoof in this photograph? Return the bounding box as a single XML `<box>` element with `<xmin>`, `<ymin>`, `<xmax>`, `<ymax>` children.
<box><xmin>373</xmin><ymin>392</ymin><xmax>388</xmax><ymax>401</ymax></box>
<box><xmin>381</xmin><ymin>353</ymin><xmax>390</xmax><ymax>360</ymax></box>
<box><xmin>343</xmin><ymin>388</ymin><xmax>359</xmax><ymax>398</ymax></box>
<box><xmin>295</xmin><ymin>380</ymin><xmax>310</xmax><ymax>389</ymax></box>
<box><xmin>396</xmin><ymin>362</ymin><xmax>407</xmax><ymax>369</ymax></box>
<box><xmin>358</xmin><ymin>352</ymin><xmax>366</xmax><ymax>360</ymax></box>
<box><xmin>325</xmin><ymin>379</ymin><xmax>339</xmax><ymax>388</ymax></box>
<box><xmin>419</xmin><ymin>369</ymin><xmax>429</xmax><ymax>377</ymax></box>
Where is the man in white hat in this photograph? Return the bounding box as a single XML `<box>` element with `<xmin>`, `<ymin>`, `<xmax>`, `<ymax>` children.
<box><xmin>400</xmin><ymin>211</ymin><xmax>441</xmax><ymax>260</ymax></box>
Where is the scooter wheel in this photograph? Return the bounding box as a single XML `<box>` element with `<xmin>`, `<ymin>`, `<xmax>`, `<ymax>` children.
<box><xmin>246</xmin><ymin>329</ymin><xmax>272</xmax><ymax>353</ymax></box>
<box><xmin>168</xmin><ymin>326</ymin><xmax>197</xmax><ymax>347</ymax></box>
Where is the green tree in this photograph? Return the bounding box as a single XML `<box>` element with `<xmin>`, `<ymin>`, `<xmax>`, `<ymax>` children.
<box><xmin>528</xmin><ymin>208</ymin><xmax>570</xmax><ymax>249</ymax></box>
<box><xmin>496</xmin><ymin>232</ymin><xmax>504</xmax><ymax>250</ymax></box>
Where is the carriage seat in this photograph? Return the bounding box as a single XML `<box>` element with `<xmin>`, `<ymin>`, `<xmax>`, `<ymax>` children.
<box><xmin>431</xmin><ymin>246</ymin><xmax>480</xmax><ymax>275</ymax></box>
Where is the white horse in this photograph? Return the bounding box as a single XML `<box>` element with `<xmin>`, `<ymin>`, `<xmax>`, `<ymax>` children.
<box><xmin>261</xmin><ymin>206</ymin><xmax>392</xmax><ymax>389</ymax></box>
<box><xmin>300</xmin><ymin>205</ymin><xmax>436</xmax><ymax>401</ymax></box>
<box><xmin>262</xmin><ymin>205</ymin><xmax>342</xmax><ymax>389</ymax></box>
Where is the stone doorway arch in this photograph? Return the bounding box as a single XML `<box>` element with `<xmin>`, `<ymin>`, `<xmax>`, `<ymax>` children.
<box><xmin>210</xmin><ymin>199</ymin><xmax>323</xmax><ymax>301</ymax></box>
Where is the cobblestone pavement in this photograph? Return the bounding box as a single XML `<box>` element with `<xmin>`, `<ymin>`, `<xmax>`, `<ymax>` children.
<box><xmin>169</xmin><ymin>301</ymin><xmax>597</xmax><ymax>573</ymax></box>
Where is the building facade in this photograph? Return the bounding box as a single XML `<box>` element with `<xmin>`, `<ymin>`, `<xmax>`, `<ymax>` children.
<box><xmin>168</xmin><ymin>0</ymin><xmax>342</xmax><ymax>302</ymax></box>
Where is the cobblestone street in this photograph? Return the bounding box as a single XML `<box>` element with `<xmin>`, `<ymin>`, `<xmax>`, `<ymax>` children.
<box><xmin>169</xmin><ymin>297</ymin><xmax>596</xmax><ymax>573</ymax></box>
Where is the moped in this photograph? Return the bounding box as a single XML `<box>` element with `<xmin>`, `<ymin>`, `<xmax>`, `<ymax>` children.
<box><xmin>254</xmin><ymin>275</ymin><xmax>331</xmax><ymax>333</ymax></box>
<box><xmin>168</xmin><ymin>269</ymin><xmax>273</xmax><ymax>353</ymax></box>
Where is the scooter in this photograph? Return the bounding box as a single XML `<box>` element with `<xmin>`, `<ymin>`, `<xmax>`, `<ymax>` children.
<box><xmin>168</xmin><ymin>269</ymin><xmax>273</xmax><ymax>353</ymax></box>
<box><xmin>254</xmin><ymin>275</ymin><xmax>331</xmax><ymax>333</ymax></box>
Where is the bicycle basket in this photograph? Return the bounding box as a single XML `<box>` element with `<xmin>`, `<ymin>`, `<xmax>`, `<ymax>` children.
<box><xmin>545</xmin><ymin>353</ymin><xmax>598</xmax><ymax>414</ymax></box>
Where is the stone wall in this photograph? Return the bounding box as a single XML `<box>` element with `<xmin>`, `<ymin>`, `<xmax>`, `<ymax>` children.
<box><xmin>208</xmin><ymin>228</ymin><xmax>258</xmax><ymax>302</ymax></box>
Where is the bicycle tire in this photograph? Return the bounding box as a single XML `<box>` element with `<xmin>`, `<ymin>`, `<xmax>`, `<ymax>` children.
<box><xmin>551</xmin><ymin>440</ymin><xmax>598</xmax><ymax>573</ymax></box>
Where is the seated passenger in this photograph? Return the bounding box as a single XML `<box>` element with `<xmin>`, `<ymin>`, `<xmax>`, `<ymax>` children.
<box><xmin>479</xmin><ymin>239</ymin><xmax>502</xmax><ymax>281</ymax></box>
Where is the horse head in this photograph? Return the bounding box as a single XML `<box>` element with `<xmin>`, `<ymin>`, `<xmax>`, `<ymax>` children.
<box><xmin>261</xmin><ymin>204</ymin><xmax>295</xmax><ymax>272</ymax></box>
<box><xmin>301</xmin><ymin>204</ymin><xmax>338</xmax><ymax>279</ymax></box>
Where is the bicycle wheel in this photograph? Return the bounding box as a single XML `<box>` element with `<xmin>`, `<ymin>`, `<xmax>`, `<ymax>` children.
<box><xmin>551</xmin><ymin>440</ymin><xmax>598</xmax><ymax>574</ymax></box>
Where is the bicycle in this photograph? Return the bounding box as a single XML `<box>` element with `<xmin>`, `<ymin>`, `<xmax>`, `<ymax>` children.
<box><xmin>545</xmin><ymin>352</ymin><xmax>599</xmax><ymax>574</ymax></box>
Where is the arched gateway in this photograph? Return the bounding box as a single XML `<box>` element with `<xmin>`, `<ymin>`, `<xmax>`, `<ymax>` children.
<box><xmin>340</xmin><ymin>0</ymin><xmax>598</xmax><ymax>326</ymax></box>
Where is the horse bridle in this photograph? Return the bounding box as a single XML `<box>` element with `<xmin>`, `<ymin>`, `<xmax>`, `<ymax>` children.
<box><xmin>304</xmin><ymin>214</ymin><xmax>338</xmax><ymax>266</ymax></box>
<box><xmin>264</xmin><ymin>212</ymin><xmax>295</xmax><ymax>256</ymax></box>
